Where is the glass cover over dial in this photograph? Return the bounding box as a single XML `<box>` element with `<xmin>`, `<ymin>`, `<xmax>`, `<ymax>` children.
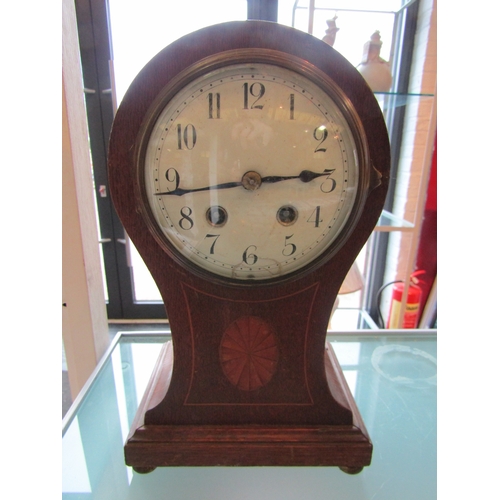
<box><xmin>143</xmin><ymin>63</ymin><xmax>363</xmax><ymax>281</ymax></box>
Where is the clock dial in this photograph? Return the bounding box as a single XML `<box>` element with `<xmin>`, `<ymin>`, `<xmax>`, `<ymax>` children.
<box><xmin>142</xmin><ymin>62</ymin><xmax>365</xmax><ymax>281</ymax></box>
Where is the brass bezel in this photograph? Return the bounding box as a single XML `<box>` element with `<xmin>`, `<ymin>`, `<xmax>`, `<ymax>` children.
<box><xmin>134</xmin><ymin>49</ymin><xmax>371</xmax><ymax>287</ymax></box>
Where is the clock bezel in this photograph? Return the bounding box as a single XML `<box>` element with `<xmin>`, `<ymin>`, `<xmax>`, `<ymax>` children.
<box><xmin>134</xmin><ymin>48</ymin><xmax>372</xmax><ymax>287</ymax></box>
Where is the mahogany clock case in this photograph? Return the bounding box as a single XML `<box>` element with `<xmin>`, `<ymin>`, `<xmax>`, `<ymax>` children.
<box><xmin>107</xmin><ymin>21</ymin><xmax>390</xmax><ymax>469</ymax></box>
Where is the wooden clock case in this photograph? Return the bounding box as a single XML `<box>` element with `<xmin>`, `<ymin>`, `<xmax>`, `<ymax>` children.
<box><xmin>107</xmin><ymin>21</ymin><xmax>390</xmax><ymax>473</ymax></box>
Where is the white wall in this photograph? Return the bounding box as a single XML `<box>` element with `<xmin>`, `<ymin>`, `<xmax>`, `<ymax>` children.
<box><xmin>62</xmin><ymin>0</ymin><xmax>109</xmax><ymax>399</ymax></box>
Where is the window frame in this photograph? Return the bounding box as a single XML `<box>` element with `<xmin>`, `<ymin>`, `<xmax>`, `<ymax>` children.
<box><xmin>74</xmin><ymin>0</ymin><xmax>422</xmax><ymax>322</ymax></box>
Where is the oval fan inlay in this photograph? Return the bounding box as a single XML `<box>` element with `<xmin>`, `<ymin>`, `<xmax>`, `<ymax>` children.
<box><xmin>220</xmin><ymin>316</ymin><xmax>279</xmax><ymax>391</ymax></box>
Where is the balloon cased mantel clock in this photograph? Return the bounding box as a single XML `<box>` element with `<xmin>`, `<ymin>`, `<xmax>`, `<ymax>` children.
<box><xmin>108</xmin><ymin>21</ymin><xmax>390</xmax><ymax>473</ymax></box>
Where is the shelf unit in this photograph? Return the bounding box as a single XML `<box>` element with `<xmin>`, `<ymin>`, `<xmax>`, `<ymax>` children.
<box><xmin>290</xmin><ymin>1</ymin><xmax>437</xmax><ymax>330</ymax></box>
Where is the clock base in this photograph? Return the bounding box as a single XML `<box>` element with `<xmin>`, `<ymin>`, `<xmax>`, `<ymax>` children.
<box><xmin>126</xmin><ymin>423</ymin><xmax>371</xmax><ymax>471</ymax></box>
<box><xmin>124</xmin><ymin>342</ymin><xmax>372</xmax><ymax>471</ymax></box>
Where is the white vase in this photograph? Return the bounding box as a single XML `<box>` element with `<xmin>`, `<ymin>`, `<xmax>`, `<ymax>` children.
<box><xmin>357</xmin><ymin>31</ymin><xmax>392</xmax><ymax>92</ymax></box>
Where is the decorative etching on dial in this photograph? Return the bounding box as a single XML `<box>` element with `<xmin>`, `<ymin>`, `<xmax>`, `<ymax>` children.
<box><xmin>220</xmin><ymin>316</ymin><xmax>279</xmax><ymax>391</ymax></box>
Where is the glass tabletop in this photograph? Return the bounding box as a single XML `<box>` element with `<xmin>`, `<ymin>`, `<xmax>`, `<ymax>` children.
<box><xmin>62</xmin><ymin>330</ymin><xmax>436</xmax><ymax>500</ymax></box>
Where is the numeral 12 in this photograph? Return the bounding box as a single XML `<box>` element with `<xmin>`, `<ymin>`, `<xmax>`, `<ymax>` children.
<box><xmin>243</xmin><ymin>82</ymin><xmax>265</xmax><ymax>110</ymax></box>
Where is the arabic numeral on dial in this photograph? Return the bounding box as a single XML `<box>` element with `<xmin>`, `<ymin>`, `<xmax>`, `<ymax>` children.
<box><xmin>177</xmin><ymin>124</ymin><xmax>197</xmax><ymax>150</ymax></box>
<box><xmin>208</xmin><ymin>92</ymin><xmax>220</xmax><ymax>119</ymax></box>
<box><xmin>164</xmin><ymin>168</ymin><xmax>180</xmax><ymax>192</ymax></box>
<box><xmin>282</xmin><ymin>235</ymin><xmax>297</xmax><ymax>256</ymax></box>
<box><xmin>313</xmin><ymin>126</ymin><xmax>328</xmax><ymax>153</ymax></box>
<box><xmin>242</xmin><ymin>245</ymin><xmax>258</xmax><ymax>265</ymax></box>
<box><xmin>307</xmin><ymin>206</ymin><xmax>323</xmax><ymax>227</ymax></box>
<box><xmin>243</xmin><ymin>82</ymin><xmax>265</xmax><ymax>110</ymax></box>
<box><xmin>204</xmin><ymin>234</ymin><xmax>220</xmax><ymax>254</ymax></box>
<box><xmin>179</xmin><ymin>207</ymin><xmax>194</xmax><ymax>230</ymax></box>
<box><xmin>320</xmin><ymin>169</ymin><xmax>337</xmax><ymax>193</ymax></box>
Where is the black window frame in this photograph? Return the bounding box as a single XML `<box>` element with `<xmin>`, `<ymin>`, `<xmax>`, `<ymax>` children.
<box><xmin>74</xmin><ymin>0</ymin><xmax>419</xmax><ymax>322</ymax></box>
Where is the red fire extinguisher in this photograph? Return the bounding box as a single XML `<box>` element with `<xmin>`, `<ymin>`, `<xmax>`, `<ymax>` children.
<box><xmin>387</xmin><ymin>271</ymin><xmax>425</xmax><ymax>329</ymax></box>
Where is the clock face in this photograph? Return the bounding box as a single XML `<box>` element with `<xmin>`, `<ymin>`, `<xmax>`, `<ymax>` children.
<box><xmin>141</xmin><ymin>61</ymin><xmax>367</xmax><ymax>282</ymax></box>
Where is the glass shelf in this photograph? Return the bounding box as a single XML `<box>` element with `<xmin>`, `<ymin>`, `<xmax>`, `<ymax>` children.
<box><xmin>374</xmin><ymin>92</ymin><xmax>434</xmax><ymax>110</ymax></box>
<box><xmin>329</xmin><ymin>307</ymin><xmax>379</xmax><ymax>330</ymax></box>
<box><xmin>374</xmin><ymin>91</ymin><xmax>434</xmax><ymax>109</ymax></box>
<box><xmin>293</xmin><ymin>0</ymin><xmax>414</xmax><ymax>13</ymax></box>
<box><xmin>375</xmin><ymin>209</ymin><xmax>414</xmax><ymax>231</ymax></box>
<box><xmin>62</xmin><ymin>331</ymin><xmax>436</xmax><ymax>500</ymax></box>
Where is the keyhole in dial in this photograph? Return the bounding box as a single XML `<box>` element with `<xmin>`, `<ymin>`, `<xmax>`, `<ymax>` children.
<box><xmin>277</xmin><ymin>205</ymin><xmax>298</xmax><ymax>226</ymax></box>
<box><xmin>206</xmin><ymin>206</ymin><xmax>228</xmax><ymax>227</ymax></box>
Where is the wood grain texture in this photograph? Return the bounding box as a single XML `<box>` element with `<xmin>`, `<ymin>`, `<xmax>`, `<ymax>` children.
<box><xmin>125</xmin><ymin>343</ymin><xmax>372</xmax><ymax>468</ymax></box>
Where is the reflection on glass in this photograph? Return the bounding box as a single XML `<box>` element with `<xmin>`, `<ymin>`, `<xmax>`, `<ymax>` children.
<box><xmin>62</xmin><ymin>416</ymin><xmax>92</xmax><ymax>494</ymax></box>
<box><xmin>343</xmin><ymin>369</ymin><xmax>359</xmax><ymax>395</ymax></box>
<box><xmin>333</xmin><ymin>341</ymin><xmax>362</xmax><ymax>365</ymax></box>
<box><xmin>129</xmin><ymin>237</ymin><xmax>162</xmax><ymax>301</ymax></box>
<box><xmin>282</xmin><ymin>0</ymin><xmax>395</xmax><ymax>67</ymax></box>
<box><xmin>111</xmin><ymin>347</ymin><xmax>130</xmax><ymax>444</ymax></box>
<box><xmin>108</xmin><ymin>0</ymin><xmax>247</xmax><ymax>105</ymax></box>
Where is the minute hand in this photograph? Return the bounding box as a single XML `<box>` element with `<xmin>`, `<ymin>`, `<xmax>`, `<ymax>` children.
<box><xmin>155</xmin><ymin>169</ymin><xmax>333</xmax><ymax>197</ymax></box>
<box><xmin>261</xmin><ymin>169</ymin><xmax>334</xmax><ymax>184</ymax></box>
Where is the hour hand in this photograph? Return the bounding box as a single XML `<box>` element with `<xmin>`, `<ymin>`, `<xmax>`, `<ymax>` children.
<box><xmin>156</xmin><ymin>180</ymin><xmax>243</xmax><ymax>196</ymax></box>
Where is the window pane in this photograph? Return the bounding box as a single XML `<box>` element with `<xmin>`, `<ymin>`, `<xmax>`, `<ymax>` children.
<box><xmin>278</xmin><ymin>1</ymin><xmax>395</xmax><ymax>67</ymax></box>
<box><xmin>108</xmin><ymin>0</ymin><xmax>247</xmax><ymax>302</ymax></box>
<box><xmin>129</xmin><ymin>237</ymin><xmax>162</xmax><ymax>302</ymax></box>
<box><xmin>108</xmin><ymin>0</ymin><xmax>247</xmax><ymax>105</ymax></box>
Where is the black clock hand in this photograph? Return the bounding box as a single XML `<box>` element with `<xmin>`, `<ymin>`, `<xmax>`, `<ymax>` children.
<box><xmin>156</xmin><ymin>180</ymin><xmax>242</xmax><ymax>196</ymax></box>
<box><xmin>261</xmin><ymin>169</ymin><xmax>334</xmax><ymax>184</ymax></box>
<box><xmin>155</xmin><ymin>169</ymin><xmax>333</xmax><ymax>196</ymax></box>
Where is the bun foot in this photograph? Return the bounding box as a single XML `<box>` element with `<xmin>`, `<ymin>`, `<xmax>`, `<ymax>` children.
<box><xmin>133</xmin><ymin>466</ymin><xmax>156</xmax><ymax>474</ymax></box>
<box><xmin>339</xmin><ymin>466</ymin><xmax>364</xmax><ymax>475</ymax></box>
